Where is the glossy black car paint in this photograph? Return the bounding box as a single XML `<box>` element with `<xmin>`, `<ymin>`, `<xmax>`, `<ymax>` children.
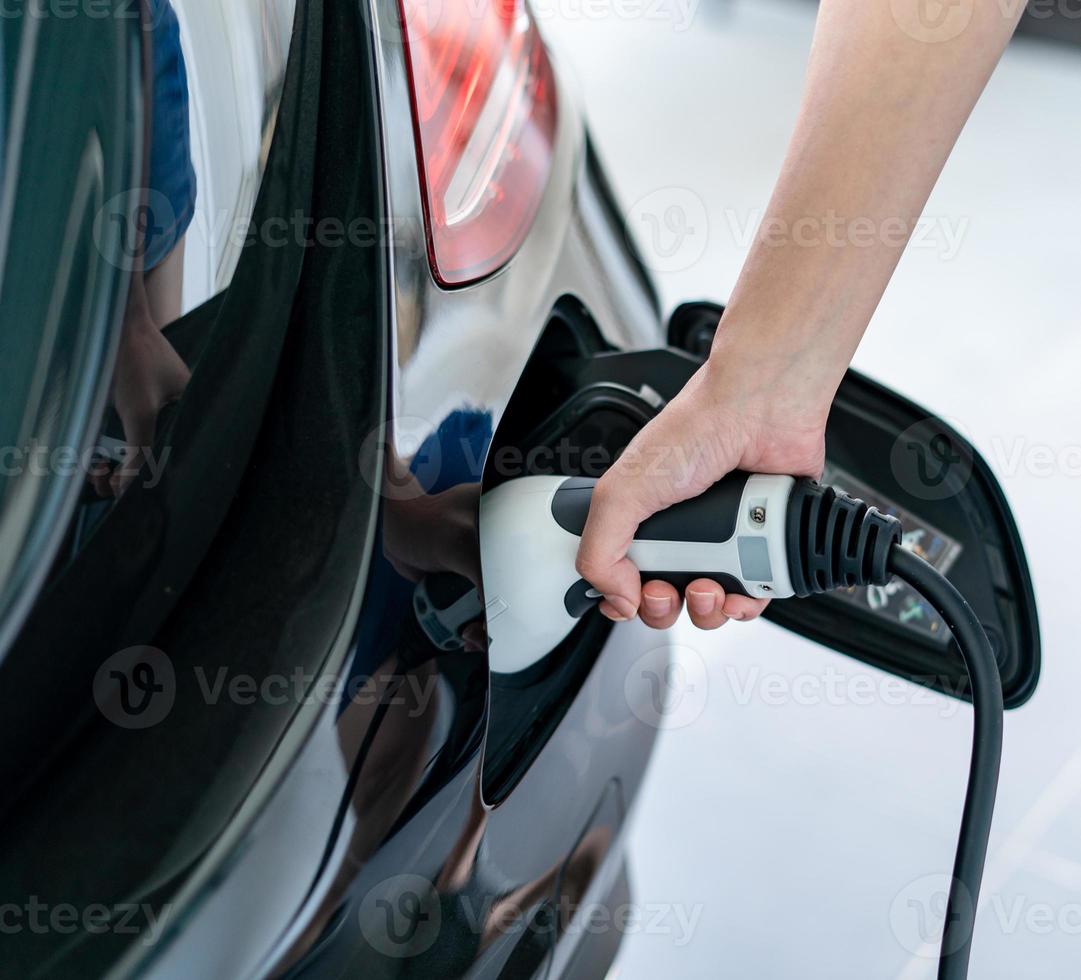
<box><xmin>0</xmin><ymin>0</ymin><xmax>666</xmax><ymax>976</ymax></box>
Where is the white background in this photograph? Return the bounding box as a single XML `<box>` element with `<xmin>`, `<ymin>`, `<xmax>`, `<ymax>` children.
<box><xmin>541</xmin><ymin>2</ymin><xmax>1081</xmax><ymax>977</ymax></box>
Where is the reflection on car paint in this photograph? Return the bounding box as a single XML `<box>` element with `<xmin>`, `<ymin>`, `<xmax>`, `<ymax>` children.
<box><xmin>75</xmin><ymin>0</ymin><xmax>297</xmax><ymax>522</ymax></box>
<box><xmin>172</xmin><ymin>0</ymin><xmax>295</xmax><ymax>311</ymax></box>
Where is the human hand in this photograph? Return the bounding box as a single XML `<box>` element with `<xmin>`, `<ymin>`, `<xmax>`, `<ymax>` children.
<box><xmin>94</xmin><ymin>309</ymin><xmax>190</xmax><ymax>498</ymax></box>
<box><xmin>573</xmin><ymin>0</ymin><xmax>1025</xmax><ymax>633</ymax></box>
<box><xmin>575</xmin><ymin>329</ymin><xmax>830</xmax><ymax>631</ymax></box>
<box><xmin>384</xmin><ymin>482</ymin><xmax>485</xmax><ymax>651</ymax></box>
<box><xmin>383</xmin><ymin>482</ymin><xmax>482</xmax><ymax>588</ymax></box>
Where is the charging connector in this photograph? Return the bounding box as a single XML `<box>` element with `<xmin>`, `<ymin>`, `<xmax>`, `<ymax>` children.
<box><xmin>785</xmin><ymin>479</ymin><xmax>902</xmax><ymax>596</ymax></box>
<box><xmin>480</xmin><ymin>471</ymin><xmax>1005</xmax><ymax>980</ymax></box>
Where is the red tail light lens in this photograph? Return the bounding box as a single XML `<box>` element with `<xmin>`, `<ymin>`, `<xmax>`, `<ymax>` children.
<box><xmin>398</xmin><ymin>0</ymin><xmax>558</xmax><ymax>286</ymax></box>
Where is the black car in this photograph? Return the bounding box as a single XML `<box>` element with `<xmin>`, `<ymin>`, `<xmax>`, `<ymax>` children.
<box><xmin>0</xmin><ymin>1</ymin><xmax>1039</xmax><ymax>977</ymax></box>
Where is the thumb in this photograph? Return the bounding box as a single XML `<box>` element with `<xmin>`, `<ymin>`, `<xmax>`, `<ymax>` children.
<box><xmin>574</xmin><ymin>476</ymin><xmax>649</xmax><ymax>622</ymax></box>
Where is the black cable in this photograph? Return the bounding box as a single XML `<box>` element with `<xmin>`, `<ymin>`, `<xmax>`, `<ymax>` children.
<box><xmin>785</xmin><ymin>480</ymin><xmax>1004</xmax><ymax>978</ymax></box>
<box><xmin>887</xmin><ymin>544</ymin><xmax>1004</xmax><ymax>980</ymax></box>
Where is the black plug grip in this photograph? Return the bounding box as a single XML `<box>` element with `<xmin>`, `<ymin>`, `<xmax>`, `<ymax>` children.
<box><xmin>553</xmin><ymin>472</ymin><xmax>750</xmax><ymax>543</ymax></box>
<box><xmin>786</xmin><ymin>479</ymin><xmax>902</xmax><ymax>598</ymax></box>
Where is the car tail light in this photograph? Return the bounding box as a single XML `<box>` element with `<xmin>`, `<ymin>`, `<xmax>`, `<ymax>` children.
<box><xmin>397</xmin><ymin>0</ymin><xmax>558</xmax><ymax>286</ymax></box>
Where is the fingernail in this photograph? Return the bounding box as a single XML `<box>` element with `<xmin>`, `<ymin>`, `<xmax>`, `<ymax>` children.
<box><xmin>599</xmin><ymin>602</ymin><xmax>627</xmax><ymax>622</ymax></box>
<box><xmin>601</xmin><ymin>597</ymin><xmax>637</xmax><ymax>622</ymax></box>
<box><xmin>687</xmin><ymin>590</ymin><xmax>716</xmax><ymax>617</ymax></box>
<box><xmin>643</xmin><ymin>593</ymin><xmax>672</xmax><ymax>617</ymax></box>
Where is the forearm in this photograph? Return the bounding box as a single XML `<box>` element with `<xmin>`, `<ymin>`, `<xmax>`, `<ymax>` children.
<box><xmin>714</xmin><ymin>0</ymin><xmax>1022</xmax><ymax>407</ymax></box>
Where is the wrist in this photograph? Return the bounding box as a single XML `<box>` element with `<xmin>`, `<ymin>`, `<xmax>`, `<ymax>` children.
<box><xmin>704</xmin><ymin>319</ymin><xmax>838</xmax><ymax>429</ymax></box>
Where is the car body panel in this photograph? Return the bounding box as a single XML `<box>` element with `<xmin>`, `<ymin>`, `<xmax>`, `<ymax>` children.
<box><xmin>0</xmin><ymin>0</ymin><xmax>672</xmax><ymax>977</ymax></box>
<box><xmin>138</xmin><ymin>3</ymin><xmax>669</xmax><ymax>975</ymax></box>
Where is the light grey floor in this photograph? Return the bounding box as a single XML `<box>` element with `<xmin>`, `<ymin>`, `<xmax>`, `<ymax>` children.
<box><xmin>541</xmin><ymin>2</ymin><xmax>1081</xmax><ymax>977</ymax></box>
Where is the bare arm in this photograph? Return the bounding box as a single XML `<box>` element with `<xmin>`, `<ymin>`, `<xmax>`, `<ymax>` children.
<box><xmin>577</xmin><ymin>0</ymin><xmax>1024</xmax><ymax>630</ymax></box>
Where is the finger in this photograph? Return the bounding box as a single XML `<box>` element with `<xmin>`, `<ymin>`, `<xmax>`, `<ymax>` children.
<box><xmin>385</xmin><ymin>554</ymin><xmax>422</xmax><ymax>583</ymax></box>
<box><xmin>110</xmin><ymin>448</ymin><xmax>147</xmax><ymax>497</ymax></box>
<box><xmin>638</xmin><ymin>580</ymin><xmax>683</xmax><ymax>630</ymax></box>
<box><xmin>684</xmin><ymin>578</ymin><xmax>731</xmax><ymax>631</ymax></box>
<box><xmin>576</xmin><ymin>478</ymin><xmax>651</xmax><ymax>621</ymax></box>
<box><xmin>594</xmin><ymin>562</ymin><xmax>641</xmax><ymax>621</ymax></box>
<box><xmin>90</xmin><ymin>460</ymin><xmax>114</xmax><ymax>499</ymax></box>
<box><xmin>461</xmin><ymin>622</ymin><xmax>486</xmax><ymax>653</ymax></box>
<box><xmin>442</xmin><ymin>548</ymin><xmax>483</xmax><ymax>592</ymax></box>
<box><xmin>437</xmin><ymin>486</ymin><xmax>483</xmax><ymax>589</ymax></box>
<box><xmin>111</xmin><ymin>400</ymin><xmax>158</xmax><ymax>497</ymax></box>
<box><xmin>722</xmin><ymin>594</ymin><xmax>770</xmax><ymax>622</ymax></box>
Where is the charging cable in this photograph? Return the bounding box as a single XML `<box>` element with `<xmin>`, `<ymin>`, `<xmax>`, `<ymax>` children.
<box><xmin>480</xmin><ymin>472</ymin><xmax>1005</xmax><ymax>980</ymax></box>
<box><xmin>786</xmin><ymin>479</ymin><xmax>1003</xmax><ymax>980</ymax></box>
